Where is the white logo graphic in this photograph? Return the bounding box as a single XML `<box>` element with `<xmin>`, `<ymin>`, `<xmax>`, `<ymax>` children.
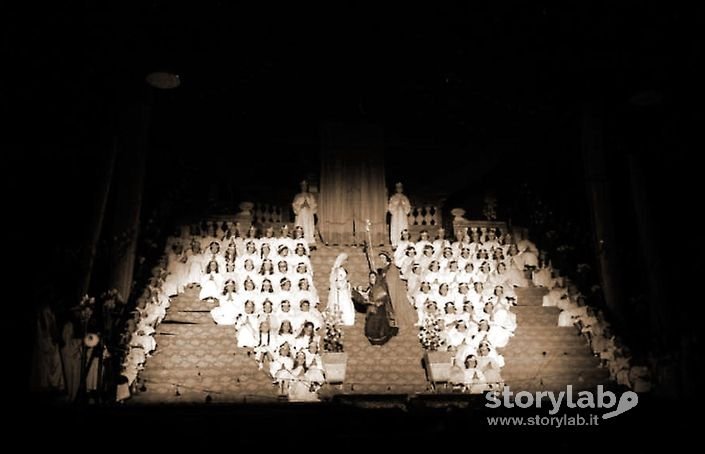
<box><xmin>485</xmin><ymin>385</ymin><xmax>638</xmax><ymax>419</ymax></box>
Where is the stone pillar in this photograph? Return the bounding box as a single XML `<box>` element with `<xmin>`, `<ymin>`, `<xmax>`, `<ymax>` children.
<box><xmin>451</xmin><ymin>208</ymin><xmax>469</xmax><ymax>241</ymax></box>
<box><xmin>235</xmin><ymin>201</ymin><xmax>254</xmax><ymax>231</ymax></box>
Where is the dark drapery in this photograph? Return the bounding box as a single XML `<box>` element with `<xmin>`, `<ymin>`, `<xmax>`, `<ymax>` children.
<box><xmin>319</xmin><ymin>124</ymin><xmax>387</xmax><ymax>245</ymax></box>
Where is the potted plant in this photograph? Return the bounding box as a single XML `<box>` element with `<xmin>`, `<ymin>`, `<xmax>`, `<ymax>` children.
<box><xmin>320</xmin><ymin>308</ymin><xmax>347</xmax><ymax>384</ymax></box>
<box><xmin>418</xmin><ymin>309</ymin><xmax>452</xmax><ymax>387</ymax></box>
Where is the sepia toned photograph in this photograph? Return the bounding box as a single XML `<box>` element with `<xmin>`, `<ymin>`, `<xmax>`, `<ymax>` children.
<box><xmin>14</xmin><ymin>1</ymin><xmax>701</xmax><ymax>446</ymax></box>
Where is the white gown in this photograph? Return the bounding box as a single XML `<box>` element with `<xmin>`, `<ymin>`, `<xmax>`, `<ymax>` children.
<box><xmin>388</xmin><ymin>192</ymin><xmax>411</xmax><ymax>248</ymax></box>
<box><xmin>292</xmin><ymin>191</ymin><xmax>318</xmax><ymax>245</ymax></box>
<box><xmin>199</xmin><ymin>272</ymin><xmax>224</xmax><ymax>300</ymax></box>
<box><xmin>328</xmin><ymin>266</ymin><xmax>355</xmax><ymax>326</ymax></box>
<box><xmin>210</xmin><ymin>294</ymin><xmax>240</xmax><ymax>325</ymax></box>
<box><xmin>236</xmin><ymin>313</ymin><xmax>259</xmax><ymax>348</ymax></box>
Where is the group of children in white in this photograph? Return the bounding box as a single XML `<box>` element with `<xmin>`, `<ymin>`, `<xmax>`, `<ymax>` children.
<box><xmin>398</xmin><ymin>225</ymin><xmax>649</xmax><ymax>393</ymax></box>
<box><xmin>395</xmin><ymin>227</ymin><xmax>529</xmax><ymax>391</ymax></box>
<box><xmin>117</xmin><ymin>218</ymin><xmax>649</xmax><ymax>401</ymax></box>
<box><xmin>120</xmin><ymin>221</ymin><xmax>328</xmax><ymax>399</ymax></box>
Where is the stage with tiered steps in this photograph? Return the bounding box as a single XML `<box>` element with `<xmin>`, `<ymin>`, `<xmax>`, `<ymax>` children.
<box><xmin>131</xmin><ymin>244</ymin><xmax>611</xmax><ymax>404</ymax></box>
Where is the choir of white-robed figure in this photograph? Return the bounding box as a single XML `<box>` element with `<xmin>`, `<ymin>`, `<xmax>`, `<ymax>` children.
<box><xmin>328</xmin><ymin>253</ymin><xmax>356</xmax><ymax>326</ymax></box>
<box><xmin>292</xmin><ymin>180</ymin><xmax>318</xmax><ymax>246</ymax></box>
<box><xmin>387</xmin><ymin>182</ymin><xmax>411</xmax><ymax>249</ymax></box>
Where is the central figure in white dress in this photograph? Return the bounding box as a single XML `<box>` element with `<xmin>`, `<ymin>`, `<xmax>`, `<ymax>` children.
<box><xmin>328</xmin><ymin>253</ymin><xmax>355</xmax><ymax>326</ymax></box>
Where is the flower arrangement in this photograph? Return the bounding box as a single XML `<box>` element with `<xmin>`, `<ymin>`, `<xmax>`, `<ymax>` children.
<box><xmin>322</xmin><ymin>308</ymin><xmax>344</xmax><ymax>353</ymax></box>
<box><xmin>418</xmin><ymin>311</ymin><xmax>445</xmax><ymax>351</ymax></box>
<box><xmin>78</xmin><ymin>294</ymin><xmax>96</xmax><ymax>324</ymax></box>
<box><xmin>101</xmin><ymin>288</ymin><xmax>124</xmax><ymax>311</ymax></box>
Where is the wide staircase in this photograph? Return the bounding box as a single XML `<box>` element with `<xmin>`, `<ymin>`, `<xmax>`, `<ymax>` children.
<box><xmin>311</xmin><ymin>246</ymin><xmax>429</xmax><ymax>396</ymax></box>
<box><xmin>131</xmin><ymin>244</ymin><xmax>609</xmax><ymax>404</ymax></box>
<box><xmin>132</xmin><ymin>244</ymin><xmax>429</xmax><ymax>404</ymax></box>
<box><xmin>499</xmin><ymin>287</ymin><xmax>610</xmax><ymax>393</ymax></box>
<box><xmin>131</xmin><ymin>288</ymin><xmax>280</xmax><ymax>404</ymax></box>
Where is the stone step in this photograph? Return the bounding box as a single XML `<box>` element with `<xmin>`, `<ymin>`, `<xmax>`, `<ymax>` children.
<box><xmin>152</xmin><ymin>343</ymin><xmax>239</xmax><ymax>354</ymax></box>
<box><xmin>503</xmin><ymin>368</ymin><xmax>610</xmax><ymax>383</ymax></box>
<box><xmin>515</xmin><ymin>287</ymin><xmax>549</xmax><ymax>297</ymax></box>
<box><xmin>503</xmin><ymin>371</ymin><xmax>610</xmax><ymax>384</ymax></box>
<box><xmin>503</xmin><ymin>380</ymin><xmax>612</xmax><ymax>394</ymax></box>
<box><xmin>154</xmin><ymin>334</ymin><xmax>239</xmax><ymax>347</ymax></box>
<box><xmin>319</xmin><ymin>383</ymin><xmax>429</xmax><ymax>396</ymax></box>
<box><xmin>511</xmin><ymin>325</ymin><xmax>580</xmax><ymax>335</ymax></box>
<box><xmin>343</xmin><ymin>376</ymin><xmax>428</xmax><ymax>387</ymax></box>
<box><xmin>142</xmin><ymin>366</ymin><xmax>267</xmax><ymax>381</ymax></box>
<box><xmin>137</xmin><ymin>380</ymin><xmax>280</xmax><ymax>398</ymax></box>
<box><xmin>131</xmin><ymin>390</ymin><xmax>280</xmax><ymax>404</ymax></box>
<box><xmin>513</xmin><ymin>316</ymin><xmax>562</xmax><ymax>327</ymax></box>
<box><xmin>498</xmin><ymin>345</ymin><xmax>596</xmax><ymax>356</ymax></box>
<box><xmin>500</xmin><ymin>341</ymin><xmax>591</xmax><ymax>353</ymax></box>
<box><xmin>500</xmin><ymin>335</ymin><xmax>587</xmax><ymax>345</ymax></box>
<box><xmin>514</xmin><ymin>288</ymin><xmax>549</xmax><ymax>307</ymax></box>
<box><xmin>500</xmin><ymin>356</ymin><xmax>601</xmax><ymax>370</ymax></box>
<box><xmin>505</xmin><ymin>337</ymin><xmax>586</xmax><ymax>347</ymax></box>
<box><xmin>156</xmin><ymin>324</ymin><xmax>238</xmax><ymax>336</ymax></box>
<box><xmin>511</xmin><ymin>306</ymin><xmax>561</xmax><ymax>315</ymax></box>
<box><xmin>145</xmin><ymin>351</ymin><xmax>255</xmax><ymax>369</ymax></box>
<box><xmin>163</xmin><ymin>312</ymin><xmax>220</xmax><ymax>324</ymax></box>
<box><xmin>344</xmin><ymin>336</ymin><xmax>422</xmax><ymax>347</ymax></box>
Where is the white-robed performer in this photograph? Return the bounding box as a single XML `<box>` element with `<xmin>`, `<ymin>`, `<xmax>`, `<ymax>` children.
<box><xmin>328</xmin><ymin>253</ymin><xmax>356</xmax><ymax>326</ymax></box>
<box><xmin>236</xmin><ymin>301</ymin><xmax>259</xmax><ymax>348</ymax></box>
<box><xmin>270</xmin><ymin>343</ymin><xmax>295</xmax><ymax>395</ymax></box>
<box><xmin>198</xmin><ymin>260</ymin><xmax>224</xmax><ymax>301</ymax></box>
<box><xmin>292</xmin><ymin>180</ymin><xmax>318</xmax><ymax>246</ymax></box>
<box><xmin>210</xmin><ymin>280</ymin><xmax>240</xmax><ymax>325</ymax></box>
<box><xmin>476</xmin><ymin>342</ymin><xmax>504</xmax><ymax>384</ymax></box>
<box><xmin>449</xmin><ymin>354</ymin><xmax>488</xmax><ymax>389</ymax></box>
<box><xmin>388</xmin><ymin>182</ymin><xmax>411</xmax><ymax>249</ymax></box>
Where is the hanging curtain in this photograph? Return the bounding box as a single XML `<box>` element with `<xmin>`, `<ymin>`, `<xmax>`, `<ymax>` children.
<box><xmin>319</xmin><ymin>151</ymin><xmax>354</xmax><ymax>244</ymax></box>
<box><xmin>319</xmin><ymin>124</ymin><xmax>387</xmax><ymax>246</ymax></box>
<box><xmin>355</xmin><ymin>150</ymin><xmax>387</xmax><ymax>246</ymax></box>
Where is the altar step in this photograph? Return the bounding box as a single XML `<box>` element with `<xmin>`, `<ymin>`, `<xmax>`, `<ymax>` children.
<box><xmin>499</xmin><ymin>288</ymin><xmax>610</xmax><ymax>393</ymax></box>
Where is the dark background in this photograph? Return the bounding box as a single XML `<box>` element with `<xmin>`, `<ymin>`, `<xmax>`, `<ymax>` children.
<box><xmin>8</xmin><ymin>0</ymin><xmax>703</xmax><ymax>434</ymax></box>
<box><xmin>10</xmin><ymin>1</ymin><xmax>700</xmax><ymax>309</ymax></box>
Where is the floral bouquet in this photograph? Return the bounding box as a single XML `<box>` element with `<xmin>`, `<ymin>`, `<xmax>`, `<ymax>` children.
<box><xmin>418</xmin><ymin>311</ymin><xmax>445</xmax><ymax>351</ymax></box>
<box><xmin>101</xmin><ymin>288</ymin><xmax>125</xmax><ymax>311</ymax></box>
<box><xmin>77</xmin><ymin>294</ymin><xmax>96</xmax><ymax>324</ymax></box>
<box><xmin>322</xmin><ymin>308</ymin><xmax>344</xmax><ymax>353</ymax></box>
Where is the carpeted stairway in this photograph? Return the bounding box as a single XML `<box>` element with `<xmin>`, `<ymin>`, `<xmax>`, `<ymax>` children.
<box><xmin>131</xmin><ymin>244</ymin><xmax>610</xmax><ymax>404</ymax></box>
<box><xmin>499</xmin><ymin>287</ymin><xmax>610</xmax><ymax>393</ymax></box>
<box><xmin>311</xmin><ymin>246</ymin><xmax>429</xmax><ymax>396</ymax></box>
<box><xmin>131</xmin><ymin>288</ymin><xmax>281</xmax><ymax>404</ymax></box>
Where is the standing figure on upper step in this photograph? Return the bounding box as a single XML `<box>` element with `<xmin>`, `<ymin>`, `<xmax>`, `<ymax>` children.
<box><xmin>388</xmin><ymin>182</ymin><xmax>411</xmax><ymax>249</ymax></box>
<box><xmin>328</xmin><ymin>253</ymin><xmax>355</xmax><ymax>326</ymax></box>
<box><xmin>292</xmin><ymin>180</ymin><xmax>318</xmax><ymax>248</ymax></box>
